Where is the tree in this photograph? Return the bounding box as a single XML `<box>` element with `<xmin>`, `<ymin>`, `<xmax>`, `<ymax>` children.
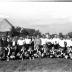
<box><xmin>10</xmin><ymin>26</ymin><xmax>20</xmax><ymax>37</ymax></box>
<box><xmin>68</xmin><ymin>32</ymin><xmax>72</xmax><ymax>38</ymax></box>
<box><xmin>15</xmin><ymin>26</ymin><xmax>21</xmax><ymax>33</ymax></box>
<box><xmin>34</xmin><ymin>30</ymin><xmax>42</xmax><ymax>37</ymax></box>
<box><xmin>21</xmin><ymin>28</ymin><xmax>29</xmax><ymax>36</ymax></box>
<box><xmin>10</xmin><ymin>26</ymin><xmax>42</xmax><ymax>37</ymax></box>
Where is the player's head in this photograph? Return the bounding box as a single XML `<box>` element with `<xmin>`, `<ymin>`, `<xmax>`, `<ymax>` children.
<box><xmin>54</xmin><ymin>35</ymin><xmax>57</xmax><ymax>38</ymax></box>
<box><xmin>27</xmin><ymin>35</ymin><xmax>29</xmax><ymax>39</ymax></box>
<box><xmin>37</xmin><ymin>35</ymin><xmax>40</xmax><ymax>39</ymax></box>
<box><xmin>60</xmin><ymin>37</ymin><xmax>63</xmax><ymax>40</ymax></box>
<box><xmin>19</xmin><ymin>37</ymin><xmax>23</xmax><ymax>40</ymax></box>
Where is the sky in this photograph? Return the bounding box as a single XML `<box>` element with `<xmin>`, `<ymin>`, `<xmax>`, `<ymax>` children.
<box><xmin>0</xmin><ymin>0</ymin><xmax>72</xmax><ymax>2</ymax></box>
<box><xmin>0</xmin><ymin>2</ymin><xmax>72</xmax><ymax>34</ymax></box>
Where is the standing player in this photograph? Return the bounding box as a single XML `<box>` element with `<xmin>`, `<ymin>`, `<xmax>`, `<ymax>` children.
<box><xmin>52</xmin><ymin>35</ymin><xmax>60</xmax><ymax>49</ymax></box>
<box><xmin>59</xmin><ymin>37</ymin><xmax>65</xmax><ymax>48</ymax></box>
<box><xmin>34</xmin><ymin>35</ymin><xmax>42</xmax><ymax>50</ymax></box>
<box><xmin>65</xmin><ymin>36</ymin><xmax>72</xmax><ymax>47</ymax></box>
<box><xmin>40</xmin><ymin>35</ymin><xmax>47</xmax><ymax>46</ymax></box>
<box><xmin>17</xmin><ymin>37</ymin><xmax>25</xmax><ymax>53</ymax></box>
<box><xmin>25</xmin><ymin>35</ymin><xmax>31</xmax><ymax>50</ymax></box>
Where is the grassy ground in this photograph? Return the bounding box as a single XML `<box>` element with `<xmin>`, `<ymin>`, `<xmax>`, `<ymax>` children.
<box><xmin>0</xmin><ymin>58</ymin><xmax>72</xmax><ymax>72</ymax></box>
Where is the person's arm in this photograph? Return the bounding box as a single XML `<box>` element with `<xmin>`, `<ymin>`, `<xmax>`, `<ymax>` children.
<box><xmin>23</xmin><ymin>40</ymin><xmax>26</xmax><ymax>45</ymax></box>
<box><xmin>7</xmin><ymin>47</ymin><xmax>10</xmax><ymax>56</ymax></box>
<box><xmin>34</xmin><ymin>39</ymin><xmax>36</xmax><ymax>49</ymax></box>
<box><xmin>51</xmin><ymin>39</ymin><xmax>53</xmax><ymax>44</ymax></box>
<box><xmin>40</xmin><ymin>39</ymin><xmax>42</xmax><ymax>45</ymax></box>
<box><xmin>34</xmin><ymin>39</ymin><xmax>36</xmax><ymax>45</ymax></box>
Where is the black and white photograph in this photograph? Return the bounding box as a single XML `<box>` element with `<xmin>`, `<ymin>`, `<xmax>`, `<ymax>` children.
<box><xmin>0</xmin><ymin>0</ymin><xmax>72</xmax><ymax>2</ymax></box>
<box><xmin>0</xmin><ymin>2</ymin><xmax>72</xmax><ymax>72</ymax></box>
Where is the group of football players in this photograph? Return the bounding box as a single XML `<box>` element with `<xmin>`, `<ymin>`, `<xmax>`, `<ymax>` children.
<box><xmin>0</xmin><ymin>34</ymin><xmax>72</xmax><ymax>61</ymax></box>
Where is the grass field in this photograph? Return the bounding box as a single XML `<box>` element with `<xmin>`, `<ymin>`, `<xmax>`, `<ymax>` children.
<box><xmin>0</xmin><ymin>58</ymin><xmax>72</xmax><ymax>72</ymax></box>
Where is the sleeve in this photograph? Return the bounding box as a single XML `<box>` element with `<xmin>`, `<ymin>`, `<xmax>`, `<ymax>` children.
<box><xmin>17</xmin><ymin>40</ymin><xmax>19</xmax><ymax>45</ymax></box>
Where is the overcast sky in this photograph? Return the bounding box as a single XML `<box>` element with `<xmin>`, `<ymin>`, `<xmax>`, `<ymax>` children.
<box><xmin>0</xmin><ymin>0</ymin><xmax>72</xmax><ymax>2</ymax></box>
<box><xmin>0</xmin><ymin>2</ymin><xmax>72</xmax><ymax>34</ymax></box>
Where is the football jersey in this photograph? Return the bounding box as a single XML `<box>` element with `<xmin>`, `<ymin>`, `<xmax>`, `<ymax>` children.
<box><xmin>45</xmin><ymin>38</ymin><xmax>53</xmax><ymax>44</ymax></box>
<box><xmin>40</xmin><ymin>38</ymin><xmax>47</xmax><ymax>45</ymax></box>
<box><xmin>17</xmin><ymin>39</ymin><xmax>25</xmax><ymax>45</ymax></box>
<box><xmin>52</xmin><ymin>38</ymin><xmax>60</xmax><ymax>44</ymax></box>
<box><xmin>25</xmin><ymin>38</ymin><xmax>31</xmax><ymax>44</ymax></box>
<box><xmin>65</xmin><ymin>39</ymin><xmax>72</xmax><ymax>47</ymax></box>
<box><xmin>59</xmin><ymin>39</ymin><xmax>65</xmax><ymax>47</ymax></box>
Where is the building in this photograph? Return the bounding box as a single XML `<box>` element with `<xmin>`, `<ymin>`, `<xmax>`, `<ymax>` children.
<box><xmin>0</xmin><ymin>18</ymin><xmax>13</xmax><ymax>37</ymax></box>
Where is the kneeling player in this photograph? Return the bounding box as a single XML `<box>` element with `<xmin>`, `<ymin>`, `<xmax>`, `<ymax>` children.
<box><xmin>27</xmin><ymin>46</ymin><xmax>34</xmax><ymax>60</ymax></box>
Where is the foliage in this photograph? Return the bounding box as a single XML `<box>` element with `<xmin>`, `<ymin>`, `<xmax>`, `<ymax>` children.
<box><xmin>68</xmin><ymin>32</ymin><xmax>72</xmax><ymax>38</ymax></box>
<box><xmin>10</xmin><ymin>26</ymin><xmax>42</xmax><ymax>37</ymax></box>
<box><xmin>10</xmin><ymin>26</ymin><xmax>20</xmax><ymax>37</ymax></box>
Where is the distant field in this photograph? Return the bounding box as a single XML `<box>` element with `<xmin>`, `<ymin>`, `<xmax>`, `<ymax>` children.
<box><xmin>0</xmin><ymin>58</ymin><xmax>72</xmax><ymax>72</ymax></box>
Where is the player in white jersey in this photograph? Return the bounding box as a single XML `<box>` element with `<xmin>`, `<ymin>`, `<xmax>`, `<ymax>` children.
<box><xmin>65</xmin><ymin>36</ymin><xmax>72</xmax><ymax>47</ymax></box>
<box><xmin>40</xmin><ymin>35</ymin><xmax>47</xmax><ymax>46</ymax></box>
<box><xmin>17</xmin><ymin>37</ymin><xmax>25</xmax><ymax>46</ymax></box>
<box><xmin>58</xmin><ymin>37</ymin><xmax>66</xmax><ymax>58</ymax></box>
<box><xmin>45</xmin><ymin>34</ymin><xmax>53</xmax><ymax>44</ymax></box>
<box><xmin>25</xmin><ymin>35</ymin><xmax>31</xmax><ymax>50</ymax></box>
<box><xmin>59</xmin><ymin>37</ymin><xmax>65</xmax><ymax>48</ymax></box>
<box><xmin>17</xmin><ymin>37</ymin><xmax>26</xmax><ymax>52</ymax></box>
<box><xmin>52</xmin><ymin>35</ymin><xmax>60</xmax><ymax>49</ymax></box>
<box><xmin>44</xmin><ymin>35</ymin><xmax>53</xmax><ymax>52</ymax></box>
<box><xmin>25</xmin><ymin>35</ymin><xmax>31</xmax><ymax>45</ymax></box>
<box><xmin>45</xmin><ymin>38</ymin><xmax>53</xmax><ymax>44</ymax></box>
<box><xmin>52</xmin><ymin>35</ymin><xmax>60</xmax><ymax>45</ymax></box>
